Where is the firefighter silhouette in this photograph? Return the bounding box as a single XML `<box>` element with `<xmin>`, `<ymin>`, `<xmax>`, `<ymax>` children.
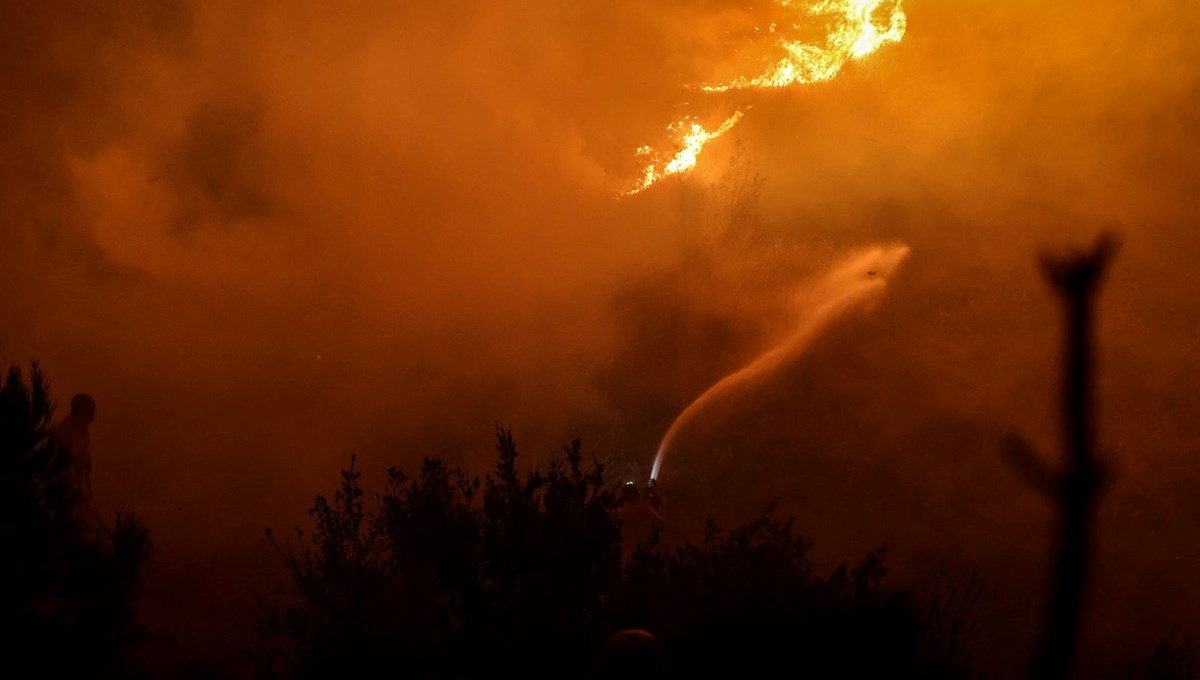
<box><xmin>613</xmin><ymin>481</ymin><xmax>664</xmax><ymax>563</ymax></box>
<box><xmin>49</xmin><ymin>393</ymin><xmax>105</xmax><ymax>541</ymax></box>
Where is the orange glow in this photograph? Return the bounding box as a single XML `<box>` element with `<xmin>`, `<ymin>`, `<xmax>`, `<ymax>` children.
<box><xmin>701</xmin><ymin>0</ymin><xmax>907</xmax><ymax>92</ymax></box>
<box><xmin>627</xmin><ymin>112</ymin><xmax>745</xmax><ymax>195</ymax></box>
<box><xmin>650</xmin><ymin>244</ymin><xmax>910</xmax><ymax>482</ymax></box>
<box><xmin>627</xmin><ymin>0</ymin><xmax>906</xmax><ymax>194</ymax></box>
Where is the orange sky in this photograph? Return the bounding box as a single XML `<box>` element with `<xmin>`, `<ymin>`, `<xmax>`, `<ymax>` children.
<box><xmin>4</xmin><ymin>1</ymin><xmax>1200</xmax><ymax>674</ymax></box>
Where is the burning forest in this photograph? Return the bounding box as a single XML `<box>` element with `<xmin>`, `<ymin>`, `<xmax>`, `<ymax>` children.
<box><xmin>4</xmin><ymin>0</ymin><xmax>1200</xmax><ymax>678</ymax></box>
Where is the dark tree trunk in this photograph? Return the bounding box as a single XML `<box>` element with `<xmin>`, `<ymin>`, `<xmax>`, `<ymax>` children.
<box><xmin>1032</xmin><ymin>234</ymin><xmax>1117</xmax><ymax>680</ymax></box>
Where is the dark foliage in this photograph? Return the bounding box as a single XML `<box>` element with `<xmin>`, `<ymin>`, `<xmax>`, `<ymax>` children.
<box><xmin>922</xmin><ymin>561</ymin><xmax>985</xmax><ymax>675</ymax></box>
<box><xmin>256</xmin><ymin>428</ymin><xmax>980</xmax><ymax>679</ymax></box>
<box><xmin>254</xmin><ymin>429</ymin><xmax>622</xmax><ymax>678</ymax></box>
<box><xmin>607</xmin><ymin>519</ymin><xmax>977</xmax><ymax>679</ymax></box>
<box><xmin>0</xmin><ymin>361</ymin><xmax>152</xmax><ymax>677</ymax></box>
<box><xmin>1113</xmin><ymin>626</ymin><xmax>1198</xmax><ymax>680</ymax></box>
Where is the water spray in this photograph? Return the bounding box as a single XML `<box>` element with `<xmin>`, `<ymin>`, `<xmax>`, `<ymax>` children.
<box><xmin>648</xmin><ymin>244</ymin><xmax>910</xmax><ymax>484</ymax></box>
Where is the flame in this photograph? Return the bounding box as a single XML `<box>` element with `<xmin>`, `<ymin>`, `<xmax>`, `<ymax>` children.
<box><xmin>628</xmin><ymin>111</ymin><xmax>745</xmax><ymax>196</ymax></box>
<box><xmin>625</xmin><ymin>0</ymin><xmax>906</xmax><ymax>195</ymax></box>
<box><xmin>702</xmin><ymin>0</ymin><xmax>907</xmax><ymax>92</ymax></box>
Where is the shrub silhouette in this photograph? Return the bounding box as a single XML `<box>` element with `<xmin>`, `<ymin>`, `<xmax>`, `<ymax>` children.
<box><xmin>1117</xmin><ymin>626</ymin><xmax>1198</xmax><ymax>680</ymax></box>
<box><xmin>254</xmin><ymin>429</ymin><xmax>621</xmax><ymax>678</ymax></box>
<box><xmin>607</xmin><ymin>517</ymin><xmax>979</xmax><ymax>679</ymax></box>
<box><xmin>0</xmin><ymin>361</ymin><xmax>151</xmax><ymax>677</ymax></box>
<box><xmin>256</xmin><ymin>427</ymin><xmax>979</xmax><ymax>679</ymax></box>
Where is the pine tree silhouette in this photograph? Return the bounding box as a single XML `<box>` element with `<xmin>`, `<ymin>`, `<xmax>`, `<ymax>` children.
<box><xmin>0</xmin><ymin>361</ymin><xmax>151</xmax><ymax>678</ymax></box>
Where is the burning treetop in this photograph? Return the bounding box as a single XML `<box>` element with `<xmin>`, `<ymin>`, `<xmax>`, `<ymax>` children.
<box><xmin>627</xmin><ymin>0</ymin><xmax>907</xmax><ymax>195</ymax></box>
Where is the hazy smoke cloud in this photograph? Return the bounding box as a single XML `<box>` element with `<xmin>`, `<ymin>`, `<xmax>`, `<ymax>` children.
<box><xmin>3</xmin><ymin>0</ymin><xmax>1200</xmax><ymax>673</ymax></box>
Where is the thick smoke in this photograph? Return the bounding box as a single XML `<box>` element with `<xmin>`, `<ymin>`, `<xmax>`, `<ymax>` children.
<box><xmin>3</xmin><ymin>0</ymin><xmax>1200</xmax><ymax>674</ymax></box>
<box><xmin>651</xmin><ymin>244</ymin><xmax>909</xmax><ymax>481</ymax></box>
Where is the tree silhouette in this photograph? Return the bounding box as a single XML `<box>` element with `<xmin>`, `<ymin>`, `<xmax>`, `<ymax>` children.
<box><xmin>606</xmin><ymin>516</ymin><xmax>977</xmax><ymax>679</ymax></box>
<box><xmin>0</xmin><ymin>360</ymin><xmax>152</xmax><ymax>677</ymax></box>
<box><xmin>257</xmin><ymin>428</ymin><xmax>981</xmax><ymax>679</ymax></box>
<box><xmin>254</xmin><ymin>428</ymin><xmax>622</xmax><ymax>679</ymax></box>
<box><xmin>1005</xmin><ymin>233</ymin><xmax>1119</xmax><ymax>680</ymax></box>
<box><xmin>1117</xmin><ymin>626</ymin><xmax>1198</xmax><ymax>680</ymax></box>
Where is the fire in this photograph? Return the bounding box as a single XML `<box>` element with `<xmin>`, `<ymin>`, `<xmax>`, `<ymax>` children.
<box><xmin>626</xmin><ymin>0</ymin><xmax>906</xmax><ymax>195</ymax></box>
<box><xmin>627</xmin><ymin>111</ymin><xmax>745</xmax><ymax>196</ymax></box>
<box><xmin>702</xmin><ymin>0</ymin><xmax>908</xmax><ymax>92</ymax></box>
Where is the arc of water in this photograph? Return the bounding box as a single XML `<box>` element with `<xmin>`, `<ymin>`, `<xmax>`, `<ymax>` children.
<box><xmin>650</xmin><ymin>244</ymin><xmax>909</xmax><ymax>482</ymax></box>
